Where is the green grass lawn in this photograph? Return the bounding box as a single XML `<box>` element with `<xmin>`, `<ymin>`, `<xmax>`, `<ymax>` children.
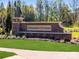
<box><xmin>0</xmin><ymin>51</ymin><xmax>16</xmax><ymax>59</ymax></box>
<box><xmin>0</xmin><ymin>39</ymin><xmax>79</xmax><ymax>52</ymax></box>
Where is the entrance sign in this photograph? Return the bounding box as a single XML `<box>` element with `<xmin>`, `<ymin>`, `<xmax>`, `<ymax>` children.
<box><xmin>12</xmin><ymin>22</ymin><xmax>71</xmax><ymax>42</ymax></box>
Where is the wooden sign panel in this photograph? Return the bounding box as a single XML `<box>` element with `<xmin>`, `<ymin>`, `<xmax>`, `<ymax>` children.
<box><xmin>27</xmin><ymin>25</ymin><xmax>52</xmax><ymax>31</ymax></box>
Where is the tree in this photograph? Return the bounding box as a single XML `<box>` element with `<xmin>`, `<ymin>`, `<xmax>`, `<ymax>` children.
<box><xmin>61</xmin><ymin>4</ymin><xmax>73</xmax><ymax>26</ymax></box>
<box><xmin>5</xmin><ymin>14</ymin><xmax>12</xmax><ymax>34</ymax></box>
<box><xmin>70</xmin><ymin>0</ymin><xmax>79</xmax><ymax>24</ymax></box>
<box><xmin>5</xmin><ymin>1</ymin><xmax>12</xmax><ymax>35</ymax></box>
<box><xmin>0</xmin><ymin>2</ymin><xmax>4</xmax><ymax>17</ymax></box>
<box><xmin>21</xmin><ymin>1</ymin><xmax>26</xmax><ymax>17</ymax></box>
<box><xmin>44</xmin><ymin>0</ymin><xmax>49</xmax><ymax>21</ymax></box>
<box><xmin>0</xmin><ymin>2</ymin><xmax>6</xmax><ymax>34</ymax></box>
<box><xmin>0</xmin><ymin>2</ymin><xmax>7</xmax><ymax>18</ymax></box>
<box><xmin>24</xmin><ymin>5</ymin><xmax>35</xmax><ymax>21</ymax></box>
<box><xmin>36</xmin><ymin>0</ymin><xmax>44</xmax><ymax>21</ymax></box>
<box><xmin>14</xmin><ymin>0</ymin><xmax>22</xmax><ymax>17</ymax></box>
<box><xmin>29</xmin><ymin>6</ymin><xmax>35</xmax><ymax>21</ymax></box>
<box><xmin>49</xmin><ymin>0</ymin><xmax>57</xmax><ymax>22</ymax></box>
<box><xmin>49</xmin><ymin>0</ymin><xmax>63</xmax><ymax>22</ymax></box>
<box><xmin>55</xmin><ymin>0</ymin><xmax>63</xmax><ymax>21</ymax></box>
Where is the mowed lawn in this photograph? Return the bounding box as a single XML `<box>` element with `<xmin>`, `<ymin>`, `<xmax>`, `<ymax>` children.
<box><xmin>0</xmin><ymin>51</ymin><xmax>16</xmax><ymax>59</ymax></box>
<box><xmin>0</xmin><ymin>39</ymin><xmax>79</xmax><ymax>51</ymax></box>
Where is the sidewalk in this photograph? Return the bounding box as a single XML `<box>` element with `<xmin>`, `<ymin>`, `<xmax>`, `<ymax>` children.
<box><xmin>0</xmin><ymin>48</ymin><xmax>79</xmax><ymax>59</ymax></box>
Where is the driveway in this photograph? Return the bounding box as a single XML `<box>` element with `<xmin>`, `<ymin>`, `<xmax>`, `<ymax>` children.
<box><xmin>0</xmin><ymin>48</ymin><xmax>79</xmax><ymax>59</ymax></box>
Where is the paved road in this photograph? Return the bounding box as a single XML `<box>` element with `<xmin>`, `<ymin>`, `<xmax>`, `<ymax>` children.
<box><xmin>0</xmin><ymin>48</ymin><xmax>79</xmax><ymax>59</ymax></box>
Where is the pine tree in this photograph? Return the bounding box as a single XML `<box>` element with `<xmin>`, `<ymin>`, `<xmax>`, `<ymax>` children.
<box><xmin>61</xmin><ymin>4</ymin><xmax>73</xmax><ymax>26</ymax></box>
<box><xmin>14</xmin><ymin>0</ymin><xmax>22</xmax><ymax>17</ymax></box>
<box><xmin>5</xmin><ymin>1</ymin><xmax>12</xmax><ymax>35</ymax></box>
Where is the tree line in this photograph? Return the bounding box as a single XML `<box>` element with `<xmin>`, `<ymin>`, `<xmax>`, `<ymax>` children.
<box><xmin>0</xmin><ymin>0</ymin><xmax>79</xmax><ymax>34</ymax></box>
